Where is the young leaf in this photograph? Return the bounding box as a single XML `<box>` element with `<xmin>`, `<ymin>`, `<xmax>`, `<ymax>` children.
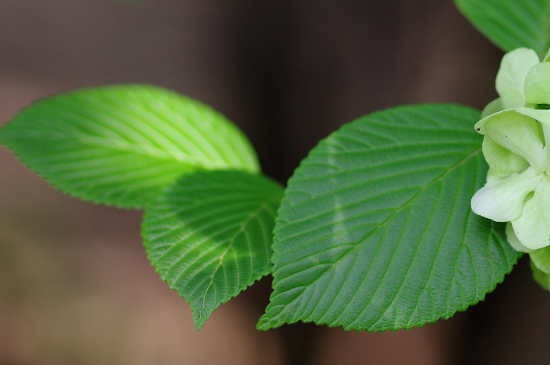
<box><xmin>455</xmin><ymin>0</ymin><xmax>550</xmax><ymax>58</ymax></box>
<box><xmin>142</xmin><ymin>170</ymin><xmax>283</xmax><ymax>330</ymax></box>
<box><xmin>258</xmin><ymin>104</ymin><xmax>521</xmax><ymax>332</ymax></box>
<box><xmin>0</xmin><ymin>85</ymin><xmax>260</xmax><ymax>208</ymax></box>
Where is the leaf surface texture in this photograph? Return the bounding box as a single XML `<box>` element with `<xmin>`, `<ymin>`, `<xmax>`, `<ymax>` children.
<box><xmin>143</xmin><ymin>170</ymin><xmax>283</xmax><ymax>329</ymax></box>
<box><xmin>258</xmin><ymin>104</ymin><xmax>521</xmax><ymax>331</ymax></box>
<box><xmin>456</xmin><ymin>0</ymin><xmax>550</xmax><ymax>58</ymax></box>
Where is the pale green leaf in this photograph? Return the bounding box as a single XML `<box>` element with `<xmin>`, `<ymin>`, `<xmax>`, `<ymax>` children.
<box><xmin>530</xmin><ymin>245</ymin><xmax>550</xmax><ymax>272</ymax></box>
<box><xmin>258</xmin><ymin>104</ymin><xmax>521</xmax><ymax>332</ymax></box>
<box><xmin>477</xmin><ymin>110</ymin><xmax>544</xmax><ymax>167</ymax></box>
<box><xmin>525</xmin><ymin>62</ymin><xmax>550</xmax><ymax>104</ymax></box>
<box><xmin>143</xmin><ymin>170</ymin><xmax>283</xmax><ymax>329</ymax></box>
<box><xmin>506</xmin><ymin>222</ymin><xmax>534</xmax><ymax>253</ymax></box>
<box><xmin>510</xmin><ymin>181</ymin><xmax>550</xmax><ymax>250</ymax></box>
<box><xmin>481</xmin><ymin>98</ymin><xmax>503</xmax><ymax>118</ymax></box>
<box><xmin>531</xmin><ymin>259</ymin><xmax>550</xmax><ymax>290</ymax></box>
<box><xmin>471</xmin><ymin>168</ymin><xmax>538</xmax><ymax>224</ymax></box>
<box><xmin>495</xmin><ymin>48</ymin><xmax>539</xmax><ymax>95</ymax></box>
<box><xmin>455</xmin><ymin>0</ymin><xmax>550</xmax><ymax>58</ymax></box>
<box><xmin>481</xmin><ymin>136</ymin><xmax>529</xmax><ymax>175</ymax></box>
<box><xmin>496</xmin><ymin>48</ymin><xmax>539</xmax><ymax>109</ymax></box>
<box><xmin>0</xmin><ymin>85</ymin><xmax>260</xmax><ymax>208</ymax></box>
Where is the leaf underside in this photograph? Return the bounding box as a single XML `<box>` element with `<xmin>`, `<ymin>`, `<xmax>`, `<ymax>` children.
<box><xmin>0</xmin><ymin>85</ymin><xmax>259</xmax><ymax>208</ymax></box>
<box><xmin>455</xmin><ymin>0</ymin><xmax>550</xmax><ymax>58</ymax></box>
<box><xmin>258</xmin><ymin>104</ymin><xmax>521</xmax><ymax>332</ymax></box>
<box><xmin>143</xmin><ymin>170</ymin><xmax>283</xmax><ymax>330</ymax></box>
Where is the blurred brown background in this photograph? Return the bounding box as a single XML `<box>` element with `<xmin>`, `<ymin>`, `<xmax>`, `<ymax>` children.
<box><xmin>1</xmin><ymin>0</ymin><xmax>548</xmax><ymax>364</ymax></box>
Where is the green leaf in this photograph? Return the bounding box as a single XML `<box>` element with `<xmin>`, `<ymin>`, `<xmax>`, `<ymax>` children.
<box><xmin>258</xmin><ymin>104</ymin><xmax>521</xmax><ymax>332</ymax></box>
<box><xmin>455</xmin><ymin>0</ymin><xmax>550</xmax><ymax>58</ymax></box>
<box><xmin>143</xmin><ymin>170</ymin><xmax>283</xmax><ymax>330</ymax></box>
<box><xmin>0</xmin><ymin>85</ymin><xmax>260</xmax><ymax>208</ymax></box>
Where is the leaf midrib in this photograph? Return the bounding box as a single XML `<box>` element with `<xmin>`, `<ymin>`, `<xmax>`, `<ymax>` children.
<box><xmin>175</xmin><ymin>191</ymin><xmax>280</xmax><ymax>330</ymax></box>
<box><xmin>274</xmin><ymin>144</ymin><xmax>482</xmax><ymax>262</ymax></box>
<box><xmin>270</xmin><ymin>145</ymin><xmax>482</xmax><ymax>319</ymax></box>
<box><xmin>8</xmin><ymin>131</ymin><xmax>223</xmax><ymax>170</ymax></box>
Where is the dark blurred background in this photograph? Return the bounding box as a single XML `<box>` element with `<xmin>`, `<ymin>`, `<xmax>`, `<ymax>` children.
<box><xmin>1</xmin><ymin>1</ymin><xmax>549</xmax><ymax>364</ymax></box>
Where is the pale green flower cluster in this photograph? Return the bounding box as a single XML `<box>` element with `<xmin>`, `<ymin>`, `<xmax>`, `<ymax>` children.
<box><xmin>471</xmin><ymin>47</ymin><xmax>550</xmax><ymax>289</ymax></box>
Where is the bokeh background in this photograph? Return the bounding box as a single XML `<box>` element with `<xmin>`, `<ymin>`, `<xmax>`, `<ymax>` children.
<box><xmin>1</xmin><ymin>1</ymin><xmax>549</xmax><ymax>364</ymax></box>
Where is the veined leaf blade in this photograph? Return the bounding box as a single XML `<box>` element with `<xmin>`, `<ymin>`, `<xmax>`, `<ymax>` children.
<box><xmin>0</xmin><ymin>85</ymin><xmax>260</xmax><ymax>208</ymax></box>
<box><xmin>143</xmin><ymin>170</ymin><xmax>283</xmax><ymax>329</ymax></box>
<box><xmin>455</xmin><ymin>0</ymin><xmax>550</xmax><ymax>58</ymax></box>
<box><xmin>258</xmin><ymin>104</ymin><xmax>521</xmax><ymax>331</ymax></box>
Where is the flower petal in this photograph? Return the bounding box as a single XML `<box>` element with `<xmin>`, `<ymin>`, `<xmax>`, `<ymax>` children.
<box><xmin>506</xmin><ymin>222</ymin><xmax>534</xmax><ymax>253</ymax></box>
<box><xmin>477</xmin><ymin>110</ymin><xmax>545</xmax><ymax>168</ymax></box>
<box><xmin>512</xmin><ymin>182</ymin><xmax>550</xmax><ymax>249</ymax></box>
<box><xmin>514</xmin><ymin>107</ymin><xmax>550</xmax><ymax>129</ymax></box>
<box><xmin>513</xmin><ymin>108</ymin><xmax>550</xmax><ymax>161</ymax></box>
<box><xmin>482</xmin><ymin>136</ymin><xmax>529</xmax><ymax>174</ymax></box>
<box><xmin>530</xmin><ymin>246</ymin><xmax>550</xmax><ymax>273</ymax></box>
<box><xmin>471</xmin><ymin>167</ymin><xmax>538</xmax><ymax>222</ymax></box>
<box><xmin>525</xmin><ymin>63</ymin><xmax>550</xmax><ymax>105</ymax></box>
<box><xmin>481</xmin><ymin>97</ymin><xmax>503</xmax><ymax>118</ymax></box>
<box><xmin>500</xmin><ymin>87</ymin><xmax>526</xmax><ymax>109</ymax></box>
<box><xmin>496</xmin><ymin>48</ymin><xmax>539</xmax><ymax>98</ymax></box>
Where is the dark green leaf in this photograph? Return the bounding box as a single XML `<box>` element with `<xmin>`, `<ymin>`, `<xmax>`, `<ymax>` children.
<box><xmin>143</xmin><ymin>170</ymin><xmax>283</xmax><ymax>329</ymax></box>
<box><xmin>258</xmin><ymin>104</ymin><xmax>521</xmax><ymax>331</ymax></box>
<box><xmin>455</xmin><ymin>0</ymin><xmax>550</xmax><ymax>58</ymax></box>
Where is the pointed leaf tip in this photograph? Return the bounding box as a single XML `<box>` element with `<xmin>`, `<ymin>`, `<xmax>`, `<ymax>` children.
<box><xmin>143</xmin><ymin>170</ymin><xmax>283</xmax><ymax>329</ymax></box>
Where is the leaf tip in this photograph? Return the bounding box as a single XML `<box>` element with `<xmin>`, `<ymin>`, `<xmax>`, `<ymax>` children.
<box><xmin>256</xmin><ymin>315</ymin><xmax>273</xmax><ymax>331</ymax></box>
<box><xmin>192</xmin><ymin>308</ymin><xmax>211</xmax><ymax>331</ymax></box>
<box><xmin>194</xmin><ymin>320</ymin><xmax>206</xmax><ymax>331</ymax></box>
